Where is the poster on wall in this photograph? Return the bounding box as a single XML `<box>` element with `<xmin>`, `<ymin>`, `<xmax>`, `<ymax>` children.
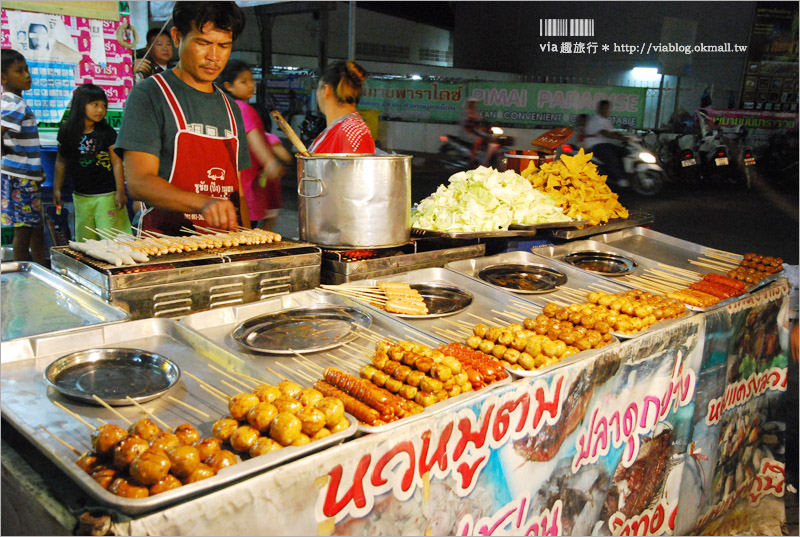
<box><xmin>1</xmin><ymin>4</ymin><xmax>133</xmax><ymax>131</ymax></box>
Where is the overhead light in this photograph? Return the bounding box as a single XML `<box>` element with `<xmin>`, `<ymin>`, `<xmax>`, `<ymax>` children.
<box><xmin>632</xmin><ymin>67</ymin><xmax>660</xmax><ymax>81</ymax></box>
<box><xmin>410</xmin><ymin>74</ymin><xmax>422</xmax><ymax>80</ymax></box>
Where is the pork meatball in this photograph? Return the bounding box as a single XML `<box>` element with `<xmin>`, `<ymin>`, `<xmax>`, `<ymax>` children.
<box><xmin>206</xmin><ymin>450</ymin><xmax>237</xmax><ymax>474</ymax></box>
<box><xmin>109</xmin><ymin>477</ymin><xmax>149</xmax><ymax>498</ymax></box>
<box><xmin>112</xmin><ymin>434</ymin><xmax>150</xmax><ymax>470</ymax></box>
<box><xmin>277</xmin><ymin>380</ymin><xmax>303</xmax><ymax>400</ymax></box>
<box><xmin>167</xmin><ymin>445</ymin><xmax>201</xmax><ymax>479</ymax></box>
<box><xmin>193</xmin><ymin>437</ymin><xmax>222</xmax><ymax>462</ymax></box>
<box><xmin>269</xmin><ymin>412</ymin><xmax>302</xmax><ymax>446</ymax></box>
<box><xmin>128</xmin><ymin>419</ymin><xmax>161</xmax><ymax>443</ymax></box>
<box><xmin>315</xmin><ymin>397</ymin><xmax>345</xmax><ymax>428</ymax></box>
<box><xmin>249</xmin><ymin>437</ymin><xmax>283</xmax><ymax>457</ymax></box>
<box><xmin>150</xmin><ymin>474</ymin><xmax>182</xmax><ymax>495</ymax></box>
<box><xmin>173</xmin><ymin>423</ymin><xmax>200</xmax><ymax>446</ymax></box>
<box><xmin>252</xmin><ymin>384</ymin><xmax>281</xmax><ymax>404</ymax></box>
<box><xmin>229</xmin><ymin>425</ymin><xmax>260</xmax><ymax>453</ymax></box>
<box><xmin>129</xmin><ymin>449</ymin><xmax>171</xmax><ymax>486</ymax></box>
<box><xmin>247</xmin><ymin>402</ymin><xmax>278</xmax><ymax>432</ymax></box>
<box><xmin>149</xmin><ymin>431</ymin><xmax>180</xmax><ymax>454</ymax></box>
<box><xmin>211</xmin><ymin>418</ymin><xmax>239</xmax><ymax>442</ymax></box>
<box><xmin>183</xmin><ymin>463</ymin><xmax>214</xmax><ymax>484</ymax></box>
<box><xmin>91</xmin><ymin>424</ymin><xmax>128</xmax><ymax>457</ymax></box>
<box><xmin>228</xmin><ymin>393</ymin><xmax>260</xmax><ymax>421</ymax></box>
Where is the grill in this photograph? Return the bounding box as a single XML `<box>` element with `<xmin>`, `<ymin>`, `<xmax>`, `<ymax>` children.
<box><xmin>320</xmin><ymin>238</ymin><xmax>486</xmax><ymax>284</ymax></box>
<box><xmin>50</xmin><ymin>241</ymin><xmax>321</xmax><ymax>319</ymax></box>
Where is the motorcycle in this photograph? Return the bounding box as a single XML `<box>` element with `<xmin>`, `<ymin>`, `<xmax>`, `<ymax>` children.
<box><xmin>664</xmin><ymin>132</ymin><xmax>702</xmax><ymax>187</ymax></box>
<box><xmin>298</xmin><ymin>110</ymin><xmax>326</xmax><ymax>148</ymax></box>
<box><xmin>438</xmin><ymin>126</ymin><xmax>515</xmax><ymax>170</ymax></box>
<box><xmin>557</xmin><ymin>132</ymin><xmax>668</xmax><ymax>196</ymax></box>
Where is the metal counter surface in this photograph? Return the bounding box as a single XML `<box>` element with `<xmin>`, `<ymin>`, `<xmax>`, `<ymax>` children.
<box><xmin>0</xmin><ymin>318</ymin><xmax>356</xmax><ymax>516</ymax></box>
<box><xmin>1</xmin><ymin>262</ymin><xmax>129</xmax><ymax>346</ymax></box>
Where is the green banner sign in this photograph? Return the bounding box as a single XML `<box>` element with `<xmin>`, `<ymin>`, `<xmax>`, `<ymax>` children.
<box><xmin>359</xmin><ymin>79</ymin><xmax>647</xmax><ymax>128</ymax></box>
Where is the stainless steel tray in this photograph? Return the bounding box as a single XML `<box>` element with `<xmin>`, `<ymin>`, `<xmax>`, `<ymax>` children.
<box><xmin>446</xmin><ymin>250</ymin><xmax>631</xmax><ymax>309</ymax></box>
<box><xmin>0</xmin><ymin>318</ymin><xmax>357</xmax><ymax>515</ymax></box>
<box><xmin>342</xmin><ymin>267</ymin><xmax>621</xmax><ymax>384</ymax></box>
<box><xmin>538</xmin><ymin>233</ymin><xmax>764</xmax><ymax>312</ymax></box>
<box><xmin>477</xmin><ymin>263</ymin><xmax>567</xmax><ymax>294</ymax></box>
<box><xmin>541</xmin><ymin>210</ymin><xmax>654</xmax><ymax>240</ymax></box>
<box><xmin>179</xmin><ymin>289</ymin><xmax>511</xmax><ymax>434</ymax></box>
<box><xmin>392</xmin><ymin>282</ymin><xmax>473</xmax><ymax>318</ymax></box>
<box><xmin>231</xmin><ymin>305</ymin><xmax>372</xmax><ymax>354</ymax></box>
<box><xmin>0</xmin><ymin>262</ymin><xmax>129</xmax><ymax>346</ymax></box>
<box><xmin>411</xmin><ymin>227</ymin><xmax>538</xmax><ymax>239</ymax></box>
<box><xmin>44</xmin><ymin>348</ymin><xmax>181</xmax><ymax>405</ymax></box>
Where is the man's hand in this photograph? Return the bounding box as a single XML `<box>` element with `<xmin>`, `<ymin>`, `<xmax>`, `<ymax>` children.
<box><xmin>133</xmin><ymin>58</ymin><xmax>151</xmax><ymax>74</ymax></box>
<box><xmin>53</xmin><ymin>189</ymin><xmax>62</xmax><ymax>207</ymax></box>
<box><xmin>201</xmin><ymin>198</ymin><xmax>237</xmax><ymax>230</ymax></box>
<box><xmin>114</xmin><ymin>189</ymin><xmax>128</xmax><ymax>209</ymax></box>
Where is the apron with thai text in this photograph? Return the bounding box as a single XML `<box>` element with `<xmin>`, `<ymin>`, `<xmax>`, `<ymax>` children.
<box><xmin>139</xmin><ymin>73</ymin><xmax>240</xmax><ymax>235</ymax></box>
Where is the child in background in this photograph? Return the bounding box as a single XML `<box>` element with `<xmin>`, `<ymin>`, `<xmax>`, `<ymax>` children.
<box><xmin>1</xmin><ymin>49</ymin><xmax>46</xmax><ymax>265</ymax></box>
<box><xmin>54</xmin><ymin>84</ymin><xmax>131</xmax><ymax>241</ymax></box>
<box><xmin>218</xmin><ymin>60</ymin><xmax>286</xmax><ymax>231</ymax></box>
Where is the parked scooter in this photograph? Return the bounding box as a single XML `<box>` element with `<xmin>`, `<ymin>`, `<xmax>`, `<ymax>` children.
<box><xmin>557</xmin><ymin>132</ymin><xmax>668</xmax><ymax>196</ymax></box>
<box><xmin>438</xmin><ymin>127</ymin><xmax>515</xmax><ymax>170</ymax></box>
<box><xmin>299</xmin><ymin>110</ymin><xmax>326</xmax><ymax>147</ymax></box>
<box><xmin>665</xmin><ymin>133</ymin><xmax>702</xmax><ymax>187</ymax></box>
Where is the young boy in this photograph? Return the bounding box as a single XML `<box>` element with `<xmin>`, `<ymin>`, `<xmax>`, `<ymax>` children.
<box><xmin>1</xmin><ymin>48</ymin><xmax>46</xmax><ymax>265</ymax></box>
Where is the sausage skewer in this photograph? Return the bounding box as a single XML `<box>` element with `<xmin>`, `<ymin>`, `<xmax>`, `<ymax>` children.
<box><xmin>125</xmin><ymin>396</ymin><xmax>172</xmax><ymax>430</ymax></box>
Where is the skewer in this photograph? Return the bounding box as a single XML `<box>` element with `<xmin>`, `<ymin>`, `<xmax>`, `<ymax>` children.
<box><xmin>704</xmin><ymin>246</ymin><xmax>742</xmax><ymax>258</ymax></box>
<box><xmin>354</xmin><ymin>325</ymin><xmax>396</xmax><ymax>342</ymax></box>
<box><xmin>39</xmin><ymin>425</ymin><xmax>82</xmax><ymax>456</ymax></box>
<box><xmin>208</xmin><ymin>364</ymin><xmax>256</xmax><ymax>390</ymax></box>
<box><xmin>657</xmin><ymin>263</ymin><xmax>704</xmax><ymax>278</ymax></box>
<box><xmin>647</xmin><ymin>268</ymin><xmax>698</xmax><ymax>283</ymax></box>
<box><xmin>52</xmin><ymin>401</ymin><xmax>96</xmax><ymax>431</ymax></box>
<box><xmin>321</xmin><ymin>287</ymin><xmax>388</xmax><ymax>303</ymax></box>
<box><xmin>320</xmin><ymin>284</ymin><xmax>388</xmax><ymax>297</ymax></box>
<box><xmin>184</xmin><ymin>371</ymin><xmax>231</xmax><ymax>400</ymax></box>
<box><xmin>588</xmin><ymin>281</ymin><xmax>624</xmax><ymax>292</ymax></box>
<box><xmin>293</xmin><ymin>357</ymin><xmax>324</xmax><ymax>377</ymax></box>
<box><xmin>167</xmin><ymin>396</ymin><xmax>211</xmax><ymax>419</ymax></box>
<box><xmin>634</xmin><ymin>273</ymin><xmax>683</xmax><ymax>290</ymax></box>
<box><xmin>220</xmin><ymin>379</ymin><xmax>245</xmax><ymax>394</ymax></box>
<box><xmin>324</xmin><ymin>353</ymin><xmax>362</xmax><ymax>373</ymax></box>
<box><xmin>96</xmin><ymin>417</ymin><xmax>108</xmax><ymax>426</ymax></box>
<box><xmin>491</xmin><ymin>309</ymin><xmax>525</xmax><ymax>322</ymax></box>
<box><xmin>346</xmin><ymin>341</ymin><xmax>374</xmax><ymax>355</ymax></box>
<box><xmin>702</xmin><ymin>252</ymin><xmax>743</xmax><ymax>264</ymax></box>
<box><xmin>265</xmin><ymin>366</ymin><xmax>287</xmax><ymax>382</ymax></box>
<box><xmin>199</xmin><ymin>384</ymin><xmax>230</xmax><ymax>404</ymax></box>
<box><xmin>405</xmin><ymin>330</ymin><xmax>439</xmax><ymax>345</ymax></box>
<box><xmin>467</xmin><ymin>312</ymin><xmax>495</xmax><ymax>325</ymax></box>
<box><xmin>276</xmin><ymin>362</ymin><xmax>310</xmax><ymax>383</ymax></box>
<box><xmin>124</xmin><ymin>397</ymin><xmax>172</xmax><ymax>430</ymax></box>
<box><xmin>336</xmin><ymin>346</ymin><xmax>370</xmax><ymax>363</ymax></box>
<box><xmin>225</xmin><ymin>369</ymin><xmax>267</xmax><ymax>386</ymax></box>
<box><xmin>508</xmin><ymin>304</ymin><xmax>539</xmax><ymax>317</ymax></box>
<box><xmin>696</xmin><ymin>257</ymin><xmax>738</xmax><ymax>269</ymax></box>
<box><xmin>91</xmin><ymin>394</ymin><xmax>132</xmax><ymax>425</ymax></box>
<box><xmin>687</xmin><ymin>260</ymin><xmax>727</xmax><ymax>273</ymax></box>
<box><xmin>429</xmin><ymin>327</ymin><xmax>460</xmax><ymax>343</ymax></box>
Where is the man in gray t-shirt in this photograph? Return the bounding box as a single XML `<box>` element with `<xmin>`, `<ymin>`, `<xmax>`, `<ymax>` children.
<box><xmin>115</xmin><ymin>2</ymin><xmax>250</xmax><ymax>232</ymax></box>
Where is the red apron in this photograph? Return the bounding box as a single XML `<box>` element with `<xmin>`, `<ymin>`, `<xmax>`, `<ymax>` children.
<box><xmin>139</xmin><ymin>73</ymin><xmax>240</xmax><ymax>235</ymax></box>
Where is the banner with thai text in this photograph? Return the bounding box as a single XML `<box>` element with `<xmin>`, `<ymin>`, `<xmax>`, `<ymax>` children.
<box><xmin>122</xmin><ymin>284</ymin><xmax>790</xmax><ymax>536</ymax></box>
<box><xmin>358</xmin><ymin>80</ymin><xmax>647</xmax><ymax>127</ymax></box>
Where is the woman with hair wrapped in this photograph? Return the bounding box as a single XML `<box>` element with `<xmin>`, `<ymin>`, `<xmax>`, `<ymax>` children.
<box><xmin>309</xmin><ymin>60</ymin><xmax>375</xmax><ymax>154</ymax></box>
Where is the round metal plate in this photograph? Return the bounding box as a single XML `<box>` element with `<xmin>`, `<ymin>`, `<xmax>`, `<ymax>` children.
<box><xmin>232</xmin><ymin>305</ymin><xmax>372</xmax><ymax>354</ymax></box>
<box><xmin>390</xmin><ymin>283</ymin><xmax>473</xmax><ymax>318</ymax></box>
<box><xmin>44</xmin><ymin>348</ymin><xmax>181</xmax><ymax>405</ymax></box>
<box><xmin>563</xmin><ymin>251</ymin><xmax>638</xmax><ymax>276</ymax></box>
<box><xmin>477</xmin><ymin>264</ymin><xmax>567</xmax><ymax>294</ymax></box>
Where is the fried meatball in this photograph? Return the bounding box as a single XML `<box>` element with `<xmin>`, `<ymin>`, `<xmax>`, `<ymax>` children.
<box><xmin>329</xmin><ymin>417</ymin><xmax>350</xmax><ymax>434</ymax></box>
<box><xmin>247</xmin><ymin>402</ymin><xmax>279</xmax><ymax>432</ymax></box>
<box><xmin>183</xmin><ymin>463</ymin><xmax>214</xmax><ymax>484</ymax></box>
<box><xmin>206</xmin><ymin>450</ymin><xmax>237</xmax><ymax>474</ymax></box>
<box><xmin>128</xmin><ymin>419</ymin><xmax>161</xmax><ymax>443</ymax></box>
<box><xmin>173</xmin><ymin>423</ymin><xmax>200</xmax><ymax>446</ymax></box>
<box><xmin>150</xmin><ymin>474</ymin><xmax>182</xmax><ymax>495</ymax></box>
<box><xmin>167</xmin><ymin>445</ymin><xmax>201</xmax><ymax>479</ymax></box>
<box><xmin>315</xmin><ymin>397</ymin><xmax>345</xmax><ymax>428</ymax></box>
<box><xmin>129</xmin><ymin>449</ymin><xmax>171</xmax><ymax>485</ymax></box>
<box><xmin>297</xmin><ymin>407</ymin><xmax>327</xmax><ymax>436</ymax></box>
<box><xmin>229</xmin><ymin>425</ymin><xmax>260</xmax><ymax>453</ymax></box>
<box><xmin>277</xmin><ymin>380</ymin><xmax>303</xmax><ymax>400</ymax></box>
<box><xmin>193</xmin><ymin>437</ymin><xmax>222</xmax><ymax>462</ymax></box>
<box><xmin>112</xmin><ymin>434</ymin><xmax>150</xmax><ymax>470</ymax></box>
<box><xmin>109</xmin><ymin>477</ymin><xmax>149</xmax><ymax>498</ymax></box>
<box><xmin>298</xmin><ymin>388</ymin><xmax>324</xmax><ymax>408</ymax></box>
<box><xmin>76</xmin><ymin>452</ymin><xmax>101</xmax><ymax>474</ymax></box>
<box><xmin>228</xmin><ymin>392</ymin><xmax>260</xmax><ymax>421</ymax></box>
<box><xmin>211</xmin><ymin>418</ymin><xmax>239</xmax><ymax>442</ymax></box>
<box><xmin>273</xmin><ymin>396</ymin><xmax>303</xmax><ymax>415</ymax></box>
<box><xmin>91</xmin><ymin>424</ymin><xmax>128</xmax><ymax>458</ymax></box>
<box><xmin>149</xmin><ymin>431</ymin><xmax>180</xmax><ymax>454</ymax></box>
<box><xmin>90</xmin><ymin>466</ymin><xmax>118</xmax><ymax>489</ymax></box>
<box><xmin>252</xmin><ymin>384</ymin><xmax>282</xmax><ymax>404</ymax></box>
<box><xmin>249</xmin><ymin>437</ymin><xmax>283</xmax><ymax>457</ymax></box>
<box><xmin>269</xmin><ymin>412</ymin><xmax>303</xmax><ymax>446</ymax></box>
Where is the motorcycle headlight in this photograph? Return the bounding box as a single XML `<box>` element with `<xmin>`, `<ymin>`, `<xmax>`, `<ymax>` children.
<box><xmin>490</xmin><ymin>127</ymin><xmax>504</xmax><ymax>135</ymax></box>
<box><xmin>639</xmin><ymin>152</ymin><xmax>657</xmax><ymax>164</ymax></box>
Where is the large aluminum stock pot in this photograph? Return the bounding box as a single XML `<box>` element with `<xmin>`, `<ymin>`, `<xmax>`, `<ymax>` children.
<box><xmin>297</xmin><ymin>154</ymin><xmax>412</xmax><ymax>248</ymax></box>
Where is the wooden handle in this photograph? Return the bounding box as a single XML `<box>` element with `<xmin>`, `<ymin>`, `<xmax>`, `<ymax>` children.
<box><xmin>271</xmin><ymin>110</ymin><xmax>310</xmax><ymax>156</ymax></box>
